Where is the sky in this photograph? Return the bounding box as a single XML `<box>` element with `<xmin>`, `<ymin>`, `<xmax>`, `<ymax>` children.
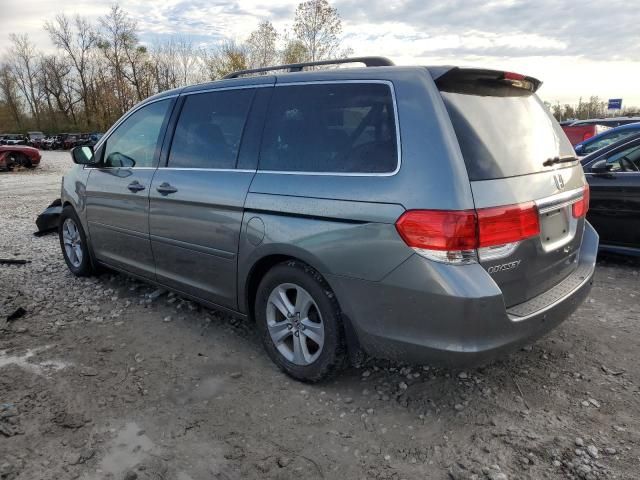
<box><xmin>2</xmin><ymin>0</ymin><xmax>639</xmax><ymax>107</ymax></box>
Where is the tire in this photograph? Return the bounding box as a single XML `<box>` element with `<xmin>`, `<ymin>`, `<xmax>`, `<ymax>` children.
<box><xmin>59</xmin><ymin>206</ymin><xmax>94</xmax><ymax>276</ymax></box>
<box><xmin>18</xmin><ymin>154</ymin><xmax>33</xmax><ymax>168</ymax></box>
<box><xmin>255</xmin><ymin>260</ymin><xmax>346</xmax><ymax>382</ymax></box>
<box><xmin>22</xmin><ymin>155</ymin><xmax>33</xmax><ymax>168</ymax></box>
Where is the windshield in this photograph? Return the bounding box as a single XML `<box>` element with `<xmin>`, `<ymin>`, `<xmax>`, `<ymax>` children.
<box><xmin>441</xmin><ymin>92</ymin><xmax>574</xmax><ymax>180</ymax></box>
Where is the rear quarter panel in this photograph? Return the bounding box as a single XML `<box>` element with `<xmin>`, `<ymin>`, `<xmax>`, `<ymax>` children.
<box><xmin>237</xmin><ymin>68</ymin><xmax>476</xmax><ymax>314</ymax></box>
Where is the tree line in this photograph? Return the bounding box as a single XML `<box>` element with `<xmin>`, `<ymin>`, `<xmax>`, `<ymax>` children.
<box><xmin>547</xmin><ymin>97</ymin><xmax>639</xmax><ymax>122</ymax></box>
<box><xmin>0</xmin><ymin>0</ymin><xmax>347</xmax><ymax>133</ymax></box>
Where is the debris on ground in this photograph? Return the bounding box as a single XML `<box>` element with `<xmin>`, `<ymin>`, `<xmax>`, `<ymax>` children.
<box><xmin>6</xmin><ymin>307</ymin><xmax>26</xmax><ymax>322</ymax></box>
<box><xmin>0</xmin><ymin>258</ymin><xmax>30</xmax><ymax>265</ymax></box>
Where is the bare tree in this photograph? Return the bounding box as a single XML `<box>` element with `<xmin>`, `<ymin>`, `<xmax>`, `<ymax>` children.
<box><xmin>0</xmin><ymin>1</ymin><xmax>361</xmax><ymax>132</ymax></box>
<box><xmin>0</xmin><ymin>64</ymin><xmax>23</xmax><ymax>128</ymax></box>
<box><xmin>293</xmin><ymin>0</ymin><xmax>342</xmax><ymax>62</ymax></box>
<box><xmin>98</xmin><ymin>4</ymin><xmax>140</xmax><ymax>113</ymax></box>
<box><xmin>40</xmin><ymin>55</ymin><xmax>78</xmax><ymax>127</ymax></box>
<box><xmin>45</xmin><ymin>14</ymin><xmax>97</xmax><ymax>125</ymax></box>
<box><xmin>247</xmin><ymin>21</ymin><xmax>278</xmax><ymax>68</ymax></box>
<box><xmin>8</xmin><ymin>34</ymin><xmax>44</xmax><ymax>128</ymax></box>
<box><xmin>175</xmin><ymin>37</ymin><xmax>203</xmax><ymax>86</ymax></box>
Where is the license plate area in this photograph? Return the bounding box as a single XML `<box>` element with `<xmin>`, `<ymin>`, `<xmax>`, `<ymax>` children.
<box><xmin>537</xmin><ymin>191</ymin><xmax>581</xmax><ymax>252</ymax></box>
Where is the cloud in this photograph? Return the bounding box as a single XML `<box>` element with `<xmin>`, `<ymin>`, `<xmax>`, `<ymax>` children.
<box><xmin>335</xmin><ymin>0</ymin><xmax>639</xmax><ymax>60</ymax></box>
<box><xmin>1</xmin><ymin>0</ymin><xmax>639</xmax><ymax>104</ymax></box>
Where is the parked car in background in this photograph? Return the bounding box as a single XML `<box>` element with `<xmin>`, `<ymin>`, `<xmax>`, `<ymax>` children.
<box><xmin>58</xmin><ymin>57</ymin><xmax>597</xmax><ymax>381</ymax></box>
<box><xmin>571</xmin><ymin>116</ymin><xmax>640</xmax><ymax>128</ymax></box>
<box><xmin>561</xmin><ymin>123</ymin><xmax>610</xmax><ymax>146</ymax></box>
<box><xmin>582</xmin><ymin>136</ymin><xmax>640</xmax><ymax>255</ymax></box>
<box><xmin>574</xmin><ymin>122</ymin><xmax>640</xmax><ymax>157</ymax></box>
<box><xmin>0</xmin><ymin>134</ymin><xmax>27</xmax><ymax>146</ymax></box>
<box><xmin>41</xmin><ymin>136</ymin><xmax>56</xmax><ymax>150</ymax></box>
<box><xmin>62</xmin><ymin>134</ymin><xmax>80</xmax><ymax>150</ymax></box>
<box><xmin>0</xmin><ymin>144</ymin><xmax>41</xmax><ymax>170</ymax></box>
<box><xmin>75</xmin><ymin>133</ymin><xmax>91</xmax><ymax>147</ymax></box>
<box><xmin>52</xmin><ymin>135</ymin><xmax>66</xmax><ymax>150</ymax></box>
<box><xmin>27</xmin><ymin>131</ymin><xmax>45</xmax><ymax>148</ymax></box>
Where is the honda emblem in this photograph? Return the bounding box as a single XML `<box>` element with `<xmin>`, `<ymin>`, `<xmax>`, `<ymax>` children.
<box><xmin>554</xmin><ymin>173</ymin><xmax>565</xmax><ymax>190</ymax></box>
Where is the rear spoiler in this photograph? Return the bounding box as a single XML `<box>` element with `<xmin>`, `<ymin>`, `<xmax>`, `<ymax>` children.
<box><xmin>428</xmin><ymin>67</ymin><xmax>542</xmax><ymax>96</ymax></box>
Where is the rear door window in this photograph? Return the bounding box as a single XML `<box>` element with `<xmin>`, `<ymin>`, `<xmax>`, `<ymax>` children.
<box><xmin>168</xmin><ymin>89</ymin><xmax>255</xmax><ymax>169</ymax></box>
<box><xmin>259</xmin><ymin>83</ymin><xmax>398</xmax><ymax>174</ymax></box>
<box><xmin>437</xmin><ymin>69</ymin><xmax>574</xmax><ymax>181</ymax></box>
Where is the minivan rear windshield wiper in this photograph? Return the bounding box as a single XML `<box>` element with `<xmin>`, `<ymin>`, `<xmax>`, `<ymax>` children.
<box><xmin>543</xmin><ymin>155</ymin><xmax>578</xmax><ymax>167</ymax></box>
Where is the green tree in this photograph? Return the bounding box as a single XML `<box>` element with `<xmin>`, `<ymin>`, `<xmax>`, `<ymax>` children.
<box><xmin>203</xmin><ymin>41</ymin><xmax>249</xmax><ymax>79</ymax></box>
<box><xmin>281</xmin><ymin>39</ymin><xmax>308</xmax><ymax>64</ymax></box>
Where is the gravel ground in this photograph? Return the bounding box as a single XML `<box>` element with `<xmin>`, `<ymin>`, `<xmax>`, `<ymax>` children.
<box><xmin>1</xmin><ymin>151</ymin><xmax>639</xmax><ymax>480</ymax></box>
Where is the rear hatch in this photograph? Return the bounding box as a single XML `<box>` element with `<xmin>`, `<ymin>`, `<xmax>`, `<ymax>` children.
<box><xmin>434</xmin><ymin>68</ymin><xmax>588</xmax><ymax>307</ymax></box>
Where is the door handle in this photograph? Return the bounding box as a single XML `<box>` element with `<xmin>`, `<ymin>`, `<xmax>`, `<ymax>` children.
<box><xmin>156</xmin><ymin>182</ymin><xmax>178</xmax><ymax>195</ymax></box>
<box><xmin>127</xmin><ymin>181</ymin><xmax>146</xmax><ymax>192</ymax></box>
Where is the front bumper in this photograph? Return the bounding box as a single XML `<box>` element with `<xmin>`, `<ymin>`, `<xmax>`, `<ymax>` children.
<box><xmin>328</xmin><ymin>222</ymin><xmax>599</xmax><ymax>366</ymax></box>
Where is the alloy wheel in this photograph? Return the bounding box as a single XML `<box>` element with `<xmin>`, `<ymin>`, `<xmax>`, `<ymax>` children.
<box><xmin>62</xmin><ymin>218</ymin><xmax>83</xmax><ymax>268</ymax></box>
<box><xmin>266</xmin><ymin>283</ymin><xmax>324</xmax><ymax>366</ymax></box>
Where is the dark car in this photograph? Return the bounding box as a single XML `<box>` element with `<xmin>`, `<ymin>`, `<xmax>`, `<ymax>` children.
<box><xmin>574</xmin><ymin>122</ymin><xmax>640</xmax><ymax>157</ymax></box>
<box><xmin>51</xmin><ymin>134</ymin><xmax>66</xmax><ymax>150</ymax></box>
<box><xmin>582</xmin><ymin>136</ymin><xmax>640</xmax><ymax>255</ymax></box>
<box><xmin>0</xmin><ymin>134</ymin><xmax>27</xmax><ymax>146</ymax></box>
<box><xmin>571</xmin><ymin>116</ymin><xmax>640</xmax><ymax>128</ymax></box>
<box><xmin>27</xmin><ymin>131</ymin><xmax>45</xmax><ymax>148</ymax></box>
<box><xmin>62</xmin><ymin>134</ymin><xmax>80</xmax><ymax>150</ymax></box>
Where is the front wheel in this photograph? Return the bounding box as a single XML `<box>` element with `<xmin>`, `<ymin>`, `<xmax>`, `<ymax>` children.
<box><xmin>255</xmin><ymin>261</ymin><xmax>346</xmax><ymax>382</ymax></box>
<box><xmin>59</xmin><ymin>206</ymin><xmax>94</xmax><ymax>276</ymax></box>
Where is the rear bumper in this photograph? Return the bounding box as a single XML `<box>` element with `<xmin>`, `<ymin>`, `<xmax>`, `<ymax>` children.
<box><xmin>328</xmin><ymin>222</ymin><xmax>598</xmax><ymax>366</ymax></box>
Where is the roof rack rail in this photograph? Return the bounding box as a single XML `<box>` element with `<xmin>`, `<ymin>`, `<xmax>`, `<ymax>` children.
<box><xmin>222</xmin><ymin>56</ymin><xmax>394</xmax><ymax>79</ymax></box>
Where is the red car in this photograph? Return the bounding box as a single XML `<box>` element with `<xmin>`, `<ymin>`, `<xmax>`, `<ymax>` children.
<box><xmin>561</xmin><ymin>123</ymin><xmax>610</xmax><ymax>146</ymax></box>
<box><xmin>0</xmin><ymin>145</ymin><xmax>41</xmax><ymax>170</ymax></box>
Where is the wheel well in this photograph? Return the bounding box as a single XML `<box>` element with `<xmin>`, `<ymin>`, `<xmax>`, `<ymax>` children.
<box><xmin>246</xmin><ymin>254</ymin><xmax>293</xmax><ymax>321</ymax></box>
<box><xmin>245</xmin><ymin>254</ymin><xmax>362</xmax><ymax>362</ymax></box>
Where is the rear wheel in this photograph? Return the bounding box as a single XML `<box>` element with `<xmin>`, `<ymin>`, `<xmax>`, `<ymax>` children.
<box><xmin>59</xmin><ymin>206</ymin><xmax>94</xmax><ymax>276</ymax></box>
<box><xmin>255</xmin><ymin>261</ymin><xmax>346</xmax><ymax>382</ymax></box>
<box><xmin>18</xmin><ymin>154</ymin><xmax>33</xmax><ymax>168</ymax></box>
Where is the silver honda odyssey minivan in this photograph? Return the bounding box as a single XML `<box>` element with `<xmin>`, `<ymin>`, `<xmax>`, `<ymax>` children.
<box><xmin>60</xmin><ymin>57</ymin><xmax>598</xmax><ymax>381</ymax></box>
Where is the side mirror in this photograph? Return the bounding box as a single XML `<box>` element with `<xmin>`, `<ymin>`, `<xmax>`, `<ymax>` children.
<box><xmin>71</xmin><ymin>145</ymin><xmax>96</xmax><ymax>165</ymax></box>
<box><xmin>589</xmin><ymin>159</ymin><xmax>610</xmax><ymax>174</ymax></box>
<box><xmin>574</xmin><ymin>144</ymin><xmax>584</xmax><ymax>155</ymax></box>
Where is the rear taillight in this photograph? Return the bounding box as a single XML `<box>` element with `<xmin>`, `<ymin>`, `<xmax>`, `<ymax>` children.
<box><xmin>583</xmin><ymin>132</ymin><xmax>593</xmax><ymax>141</ymax></box>
<box><xmin>503</xmin><ymin>71</ymin><xmax>525</xmax><ymax>81</ymax></box>
<box><xmin>394</xmin><ymin>210</ymin><xmax>477</xmax><ymax>251</ymax></box>
<box><xmin>477</xmin><ymin>202</ymin><xmax>540</xmax><ymax>247</ymax></box>
<box><xmin>572</xmin><ymin>184</ymin><xmax>590</xmax><ymax>218</ymax></box>
<box><xmin>395</xmin><ymin>202</ymin><xmax>540</xmax><ymax>264</ymax></box>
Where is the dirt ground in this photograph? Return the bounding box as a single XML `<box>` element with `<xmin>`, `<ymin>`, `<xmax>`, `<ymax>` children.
<box><xmin>1</xmin><ymin>151</ymin><xmax>639</xmax><ymax>480</ymax></box>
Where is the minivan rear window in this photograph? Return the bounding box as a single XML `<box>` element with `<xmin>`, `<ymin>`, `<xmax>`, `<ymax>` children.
<box><xmin>259</xmin><ymin>83</ymin><xmax>398</xmax><ymax>174</ymax></box>
<box><xmin>437</xmin><ymin>70</ymin><xmax>574</xmax><ymax>181</ymax></box>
